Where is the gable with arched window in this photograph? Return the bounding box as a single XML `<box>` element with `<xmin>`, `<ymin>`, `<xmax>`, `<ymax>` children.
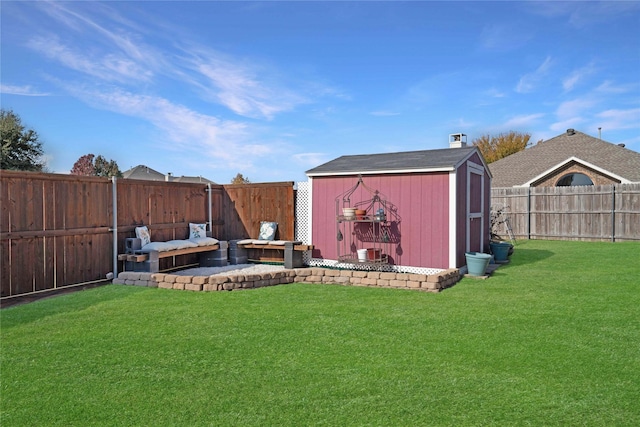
<box><xmin>556</xmin><ymin>173</ymin><xmax>594</xmax><ymax>186</ymax></box>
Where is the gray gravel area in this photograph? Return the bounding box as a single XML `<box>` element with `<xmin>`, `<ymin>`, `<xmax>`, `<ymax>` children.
<box><xmin>174</xmin><ymin>263</ymin><xmax>286</xmax><ymax>277</ymax></box>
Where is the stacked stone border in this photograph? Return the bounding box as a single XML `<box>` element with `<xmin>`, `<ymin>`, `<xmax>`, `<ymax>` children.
<box><xmin>114</xmin><ymin>267</ymin><xmax>460</xmax><ymax>293</ymax></box>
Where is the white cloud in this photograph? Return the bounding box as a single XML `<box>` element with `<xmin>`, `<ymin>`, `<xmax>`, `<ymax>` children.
<box><xmin>516</xmin><ymin>56</ymin><xmax>553</xmax><ymax>93</ymax></box>
<box><xmin>189</xmin><ymin>54</ymin><xmax>309</xmax><ymax>120</ymax></box>
<box><xmin>555</xmin><ymin>97</ymin><xmax>597</xmax><ymax>120</ymax></box>
<box><xmin>28</xmin><ymin>2</ymin><xmax>166</xmax><ymax>82</ymax></box>
<box><xmin>549</xmin><ymin>96</ymin><xmax>599</xmax><ymax>132</ymax></box>
<box><xmin>563</xmin><ymin>62</ymin><xmax>597</xmax><ymax>92</ymax></box>
<box><xmin>595</xmin><ymin>108</ymin><xmax>640</xmax><ymax>131</ymax></box>
<box><xmin>524</xmin><ymin>1</ymin><xmax>640</xmax><ymax>28</ymax></box>
<box><xmin>567</xmin><ymin>2</ymin><xmax>640</xmax><ymax>28</ymax></box>
<box><xmin>484</xmin><ymin>88</ymin><xmax>506</xmax><ymax>98</ymax></box>
<box><xmin>28</xmin><ymin>3</ymin><xmax>315</xmax><ymax>121</ymax></box>
<box><xmin>292</xmin><ymin>152</ymin><xmax>330</xmax><ymax>167</ymax></box>
<box><xmin>64</xmin><ymin>85</ymin><xmax>274</xmax><ymax>168</ymax></box>
<box><xmin>40</xmin><ymin>1</ymin><xmax>166</xmax><ymax>66</ymax></box>
<box><xmin>0</xmin><ymin>84</ymin><xmax>49</xmax><ymax>96</ymax></box>
<box><xmin>501</xmin><ymin>113</ymin><xmax>545</xmax><ymax>129</ymax></box>
<box><xmin>550</xmin><ymin>117</ymin><xmax>585</xmax><ymax>133</ymax></box>
<box><xmin>596</xmin><ymin>80</ymin><xmax>638</xmax><ymax>94</ymax></box>
<box><xmin>27</xmin><ymin>36</ymin><xmax>153</xmax><ymax>84</ymax></box>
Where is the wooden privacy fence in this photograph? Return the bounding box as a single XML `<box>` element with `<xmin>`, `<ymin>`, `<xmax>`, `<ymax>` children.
<box><xmin>491</xmin><ymin>183</ymin><xmax>640</xmax><ymax>242</ymax></box>
<box><xmin>1</xmin><ymin>170</ymin><xmax>296</xmax><ymax>299</ymax></box>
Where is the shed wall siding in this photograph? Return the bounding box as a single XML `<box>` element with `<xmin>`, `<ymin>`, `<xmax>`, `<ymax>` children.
<box><xmin>311</xmin><ymin>173</ymin><xmax>450</xmax><ymax>269</ymax></box>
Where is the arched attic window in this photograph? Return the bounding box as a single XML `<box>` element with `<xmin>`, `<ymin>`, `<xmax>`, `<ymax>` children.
<box><xmin>556</xmin><ymin>173</ymin><xmax>594</xmax><ymax>186</ymax></box>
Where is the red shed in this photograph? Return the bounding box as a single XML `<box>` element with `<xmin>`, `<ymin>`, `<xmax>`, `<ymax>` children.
<box><xmin>305</xmin><ymin>136</ymin><xmax>491</xmax><ymax>272</ymax></box>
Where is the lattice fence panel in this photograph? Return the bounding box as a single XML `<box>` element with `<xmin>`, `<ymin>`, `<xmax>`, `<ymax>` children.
<box><xmin>295</xmin><ymin>181</ymin><xmax>312</xmax><ymax>264</ymax></box>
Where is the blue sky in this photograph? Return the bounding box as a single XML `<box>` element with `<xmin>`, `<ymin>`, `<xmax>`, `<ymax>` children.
<box><xmin>2</xmin><ymin>1</ymin><xmax>639</xmax><ymax>184</ymax></box>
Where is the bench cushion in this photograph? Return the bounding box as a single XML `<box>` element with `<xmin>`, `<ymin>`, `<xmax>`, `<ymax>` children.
<box><xmin>166</xmin><ymin>240</ymin><xmax>199</xmax><ymax>250</ymax></box>
<box><xmin>189</xmin><ymin>237</ymin><xmax>219</xmax><ymax>247</ymax></box>
<box><xmin>140</xmin><ymin>242</ymin><xmax>174</xmax><ymax>253</ymax></box>
<box><xmin>140</xmin><ymin>240</ymin><xmax>199</xmax><ymax>253</ymax></box>
<box><xmin>237</xmin><ymin>239</ymin><xmax>289</xmax><ymax>246</ymax></box>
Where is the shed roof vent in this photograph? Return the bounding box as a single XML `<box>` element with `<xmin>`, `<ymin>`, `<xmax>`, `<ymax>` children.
<box><xmin>566</xmin><ymin>128</ymin><xmax>576</xmax><ymax>136</ymax></box>
<box><xmin>449</xmin><ymin>133</ymin><xmax>467</xmax><ymax>148</ymax></box>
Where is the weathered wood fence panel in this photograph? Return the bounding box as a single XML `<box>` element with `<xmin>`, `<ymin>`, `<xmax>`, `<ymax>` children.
<box><xmin>115</xmin><ymin>179</ymin><xmax>225</xmax><ymax>272</ymax></box>
<box><xmin>491</xmin><ymin>183</ymin><xmax>640</xmax><ymax>241</ymax></box>
<box><xmin>1</xmin><ymin>172</ymin><xmax>114</xmax><ymax>298</ymax></box>
<box><xmin>222</xmin><ymin>182</ymin><xmax>296</xmax><ymax>241</ymax></box>
<box><xmin>1</xmin><ymin>171</ymin><xmax>296</xmax><ymax>299</ymax></box>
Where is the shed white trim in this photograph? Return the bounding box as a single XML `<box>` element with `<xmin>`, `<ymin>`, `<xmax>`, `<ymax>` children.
<box><xmin>449</xmin><ymin>171</ymin><xmax>457</xmax><ymax>268</ymax></box>
<box><xmin>307</xmin><ymin>166</ymin><xmax>455</xmax><ymax>177</ymax></box>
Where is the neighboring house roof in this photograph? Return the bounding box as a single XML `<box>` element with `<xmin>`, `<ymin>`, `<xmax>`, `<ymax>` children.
<box><xmin>170</xmin><ymin>175</ymin><xmax>216</xmax><ymax>184</ymax></box>
<box><xmin>489</xmin><ymin>130</ymin><xmax>640</xmax><ymax>187</ymax></box>
<box><xmin>122</xmin><ymin>165</ymin><xmax>215</xmax><ymax>184</ymax></box>
<box><xmin>122</xmin><ymin>165</ymin><xmax>166</xmax><ymax>181</ymax></box>
<box><xmin>306</xmin><ymin>146</ymin><xmax>488</xmax><ymax>176</ymax></box>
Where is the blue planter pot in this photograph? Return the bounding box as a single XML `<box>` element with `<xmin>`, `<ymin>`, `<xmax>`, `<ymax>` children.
<box><xmin>490</xmin><ymin>241</ymin><xmax>511</xmax><ymax>262</ymax></box>
<box><xmin>465</xmin><ymin>252</ymin><xmax>491</xmax><ymax>276</ymax></box>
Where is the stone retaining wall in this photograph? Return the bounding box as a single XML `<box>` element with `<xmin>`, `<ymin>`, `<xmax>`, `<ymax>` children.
<box><xmin>114</xmin><ymin>267</ymin><xmax>460</xmax><ymax>293</ymax></box>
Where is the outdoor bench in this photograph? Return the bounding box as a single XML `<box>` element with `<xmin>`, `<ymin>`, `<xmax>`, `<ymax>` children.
<box><xmin>229</xmin><ymin>239</ymin><xmax>313</xmax><ymax>269</ymax></box>
<box><xmin>119</xmin><ymin>227</ymin><xmax>228</xmax><ymax>273</ymax></box>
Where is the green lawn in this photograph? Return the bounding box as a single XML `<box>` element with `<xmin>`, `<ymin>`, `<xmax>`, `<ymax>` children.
<box><xmin>2</xmin><ymin>240</ymin><xmax>639</xmax><ymax>426</ymax></box>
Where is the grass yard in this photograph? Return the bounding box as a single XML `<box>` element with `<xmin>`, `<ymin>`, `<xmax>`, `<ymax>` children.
<box><xmin>1</xmin><ymin>240</ymin><xmax>639</xmax><ymax>426</ymax></box>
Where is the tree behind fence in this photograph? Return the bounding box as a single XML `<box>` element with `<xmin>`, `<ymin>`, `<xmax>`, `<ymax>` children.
<box><xmin>1</xmin><ymin>170</ymin><xmax>296</xmax><ymax>299</ymax></box>
<box><xmin>491</xmin><ymin>183</ymin><xmax>640</xmax><ymax>242</ymax></box>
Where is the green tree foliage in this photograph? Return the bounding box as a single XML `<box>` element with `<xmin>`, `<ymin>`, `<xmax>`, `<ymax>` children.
<box><xmin>472</xmin><ymin>131</ymin><xmax>533</xmax><ymax>163</ymax></box>
<box><xmin>70</xmin><ymin>153</ymin><xmax>122</xmax><ymax>177</ymax></box>
<box><xmin>0</xmin><ymin>109</ymin><xmax>46</xmax><ymax>171</ymax></box>
<box><xmin>94</xmin><ymin>155</ymin><xmax>122</xmax><ymax>177</ymax></box>
<box><xmin>231</xmin><ymin>173</ymin><xmax>250</xmax><ymax>184</ymax></box>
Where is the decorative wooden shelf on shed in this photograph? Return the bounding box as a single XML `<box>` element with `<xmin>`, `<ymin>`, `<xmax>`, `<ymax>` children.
<box><xmin>335</xmin><ymin>176</ymin><xmax>401</xmax><ymax>266</ymax></box>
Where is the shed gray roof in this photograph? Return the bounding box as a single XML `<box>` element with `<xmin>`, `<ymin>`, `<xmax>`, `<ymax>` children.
<box><xmin>306</xmin><ymin>146</ymin><xmax>480</xmax><ymax>176</ymax></box>
<box><xmin>489</xmin><ymin>130</ymin><xmax>640</xmax><ymax>187</ymax></box>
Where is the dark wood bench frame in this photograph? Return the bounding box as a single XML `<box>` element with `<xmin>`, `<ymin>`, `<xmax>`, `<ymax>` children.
<box><xmin>119</xmin><ymin>238</ymin><xmax>228</xmax><ymax>273</ymax></box>
<box><xmin>229</xmin><ymin>240</ymin><xmax>313</xmax><ymax>269</ymax></box>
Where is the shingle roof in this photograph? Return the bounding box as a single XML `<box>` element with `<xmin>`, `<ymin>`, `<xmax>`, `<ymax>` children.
<box><xmin>122</xmin><ymin>165</ymin><xmax>215</xmax><ymax>184</ymax></box>
<box><xmin>489</xmin><ymin>130</ymin><xmax>640</xmax><ymax>187</ymax></box>
<box><xmin>306</xmin><ymin>146</ymin><xmax>480</xmax><ymax>176</ymax></box>
<box><xmin>171</xmin><ymin>175</ymin><xmax>215</xmax><ymax>184</ymax></box>
<box><xmin>122</xmin><ymin>165</ymin><xmax>166</xmax><ymax>181</ymax></box>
